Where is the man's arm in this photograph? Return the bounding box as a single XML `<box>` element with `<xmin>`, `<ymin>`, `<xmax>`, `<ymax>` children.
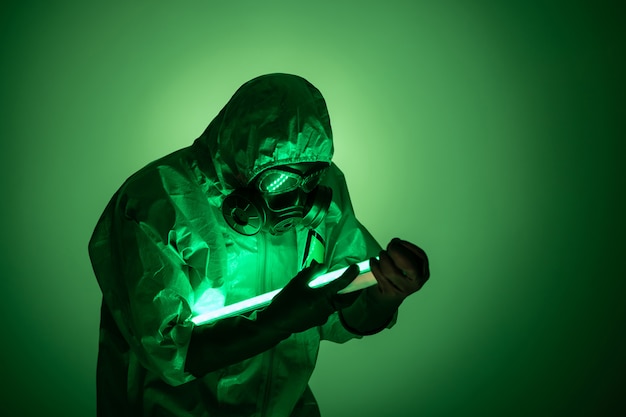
<box><xmin>339</xmin><ymin>238</ymin><xmax>430</xmax><ymax>335</ymax></box>
<box><xmin>339</xmin><ymin>286</ymin><xmax>400</xmax><ymax>335</ymax></box>
<box><xmin>185</xmin><ymin>263</ymin><xmax>360</xmax><ymax>377</ymax></box>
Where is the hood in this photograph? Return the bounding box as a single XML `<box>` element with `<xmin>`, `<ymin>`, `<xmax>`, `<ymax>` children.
<box><xmin>194</xmin><ymin>73</ymin><xmax>334</xmax><ymax>193</ymax></box>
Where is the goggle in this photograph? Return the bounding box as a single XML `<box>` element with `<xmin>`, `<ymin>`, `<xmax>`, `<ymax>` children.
<box><xmin>256</xmin><ymin>166</ymin><xmax>327</xmax><ymax>195</ymax></box>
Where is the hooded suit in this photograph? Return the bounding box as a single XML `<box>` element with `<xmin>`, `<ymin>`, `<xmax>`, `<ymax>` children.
<box><xmin>89</xmin><ymin>74</ymin><xmax>388</xmax><ymax>416</ymax></box>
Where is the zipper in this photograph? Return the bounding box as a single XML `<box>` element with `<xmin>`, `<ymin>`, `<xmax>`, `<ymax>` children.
<box><xmin>259</xmin><ymin>232</ymin><xmax>275</xmax><ymax>417</ymax></box>
<box><xmin>262</xmin><ymin>346</ymin><xmax>275</xmax><ymax>417</ymax></box>
<box><xmin>258</xmin><ymin>231</ymin><xmax>267</xmax><ymax>296</ymax></box>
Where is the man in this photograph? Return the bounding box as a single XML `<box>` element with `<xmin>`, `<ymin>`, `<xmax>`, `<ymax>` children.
<box><xmin>88</xmin><ymin>73</ymin><xmax>430</xmax><ymax>417</ymax></box>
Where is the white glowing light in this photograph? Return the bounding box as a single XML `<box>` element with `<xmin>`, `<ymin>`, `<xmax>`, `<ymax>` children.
<box><xmin>191</xmin><ymin>259</ymin><xmax>376</xmax><ymax>326</ymax></box>
<box><xmin>267</xmin><ymin>173</ymin><xmax>290</xmax><ymax>193</ymax></box>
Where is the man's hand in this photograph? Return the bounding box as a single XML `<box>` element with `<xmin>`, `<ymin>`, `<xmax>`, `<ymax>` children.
<box><xmin>258</xmin><ymin>262</ymin><xmax>360</xmax><ymax>334</ymax></box>
<box><xmin>369</xmin><ymin>238</ymin><xmax>430</xmax><ymax>305</ymax></box>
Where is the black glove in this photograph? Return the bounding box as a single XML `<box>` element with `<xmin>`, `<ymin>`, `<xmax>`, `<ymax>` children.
<box><xmin>185</xmin><ymin>262</ymin><xmax>360</xmax><ymax>377</ymax></box>
<box><xmin>257</xmin><ymin>262</ymin><xmax>361</xmax><ymax>334</ymax></box>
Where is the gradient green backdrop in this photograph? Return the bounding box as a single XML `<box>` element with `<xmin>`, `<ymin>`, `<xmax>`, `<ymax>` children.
<box><xmin>1</xmin><ymin>1</ymin><xmax>624</xmax><ymax>416</ymax></box>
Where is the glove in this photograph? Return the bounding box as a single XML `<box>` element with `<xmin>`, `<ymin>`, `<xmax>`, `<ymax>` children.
<box><xmin>257</xmin><ymin>262</ymin><xmax>361</xmax><ymax>334</ymax></box>
<box><xmin>339</xmin><ymin>238</ymin><xmax>431</xmax><ymax>336</ymax></box>
<box><xmin>185</xmin><ymin>262</ymin><xmax>360</xmax><ymax>377</ymax></box>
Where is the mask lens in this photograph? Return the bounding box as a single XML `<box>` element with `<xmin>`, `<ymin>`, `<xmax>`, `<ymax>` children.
<box><xmin>301</xmin><ymin>169</ymin><xmax>325</xmax><ymax>192</ymax></box>
<box><xmin>258</xmin><ymin>171</ymin><xmax>300</xmax><ymax>195</ymax></box>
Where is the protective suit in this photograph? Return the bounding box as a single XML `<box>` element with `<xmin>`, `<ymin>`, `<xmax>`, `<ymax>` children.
<box><xmin>89</xmin><ymin>73</ymin><xmax>391</xmax><ymax>417</ymax></box>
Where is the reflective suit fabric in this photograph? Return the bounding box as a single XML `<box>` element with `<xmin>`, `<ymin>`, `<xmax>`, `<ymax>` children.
<box><xmin>88</xmin><ymin>74</ymin><xmax>384</xmax><ymax>417</ymax></box>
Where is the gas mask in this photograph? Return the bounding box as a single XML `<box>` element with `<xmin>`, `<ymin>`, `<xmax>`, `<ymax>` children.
<box><xmin>222</xmin><ymin>165</ymin><xmax>332</xmax><ymax>236</ymax></box>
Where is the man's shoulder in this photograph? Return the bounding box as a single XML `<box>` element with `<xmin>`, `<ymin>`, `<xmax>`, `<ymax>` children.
<box><xmin>104</xmin><ymin>147</ymin><xmax>197</xmax><ymax>225</ymax></box>
<box><xmin>118</xmin><ymin>147</ymin><xmax>192</xmax><ymax>197</ymax></box>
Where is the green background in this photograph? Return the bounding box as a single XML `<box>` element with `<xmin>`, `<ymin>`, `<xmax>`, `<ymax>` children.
<box><xmin>1</xmin><ymin>1</ymin><xmax>624</xmax><ymax>416</ymax></box>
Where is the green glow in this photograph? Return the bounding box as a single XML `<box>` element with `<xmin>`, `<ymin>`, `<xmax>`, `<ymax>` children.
<box><xmin>191</xmin><ymin>288</ymin><xmax>281</xmax><ymax>325</ymax></box>
<box><xmin>2</xmin><ymin>2</ymin><xmax>622</xmax><ymax>416</ymax></box>
<box><xmin>267</xmin><ymin>173</ymin><xmax>290</xmax><ymax>193</ymax></box>
<box><xmin>308</xmin><ymin>259</ymin><xmax>372</xmax><ymax>289</ymax></box>
<box><xmin>191</xmin><ymin>259</ymin><xmax>374</xmax><ymax>326</ymax></box>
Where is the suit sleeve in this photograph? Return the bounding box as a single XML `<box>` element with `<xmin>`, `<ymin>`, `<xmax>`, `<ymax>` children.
<box><xmin>89</xmin><ymin>175</ymin><xmax>199</xmax><ymax>386</ymax></box>
<box><xmin>317</xmin><ymin>164</ymin><xmax>396</xmax><ymax>342</ymax></box>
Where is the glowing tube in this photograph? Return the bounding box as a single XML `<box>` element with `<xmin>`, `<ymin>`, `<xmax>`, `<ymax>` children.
<box><xmin>191</xmin><ymin>259</ymin><xmax>376</xmax><ymax>326</ymax></box>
